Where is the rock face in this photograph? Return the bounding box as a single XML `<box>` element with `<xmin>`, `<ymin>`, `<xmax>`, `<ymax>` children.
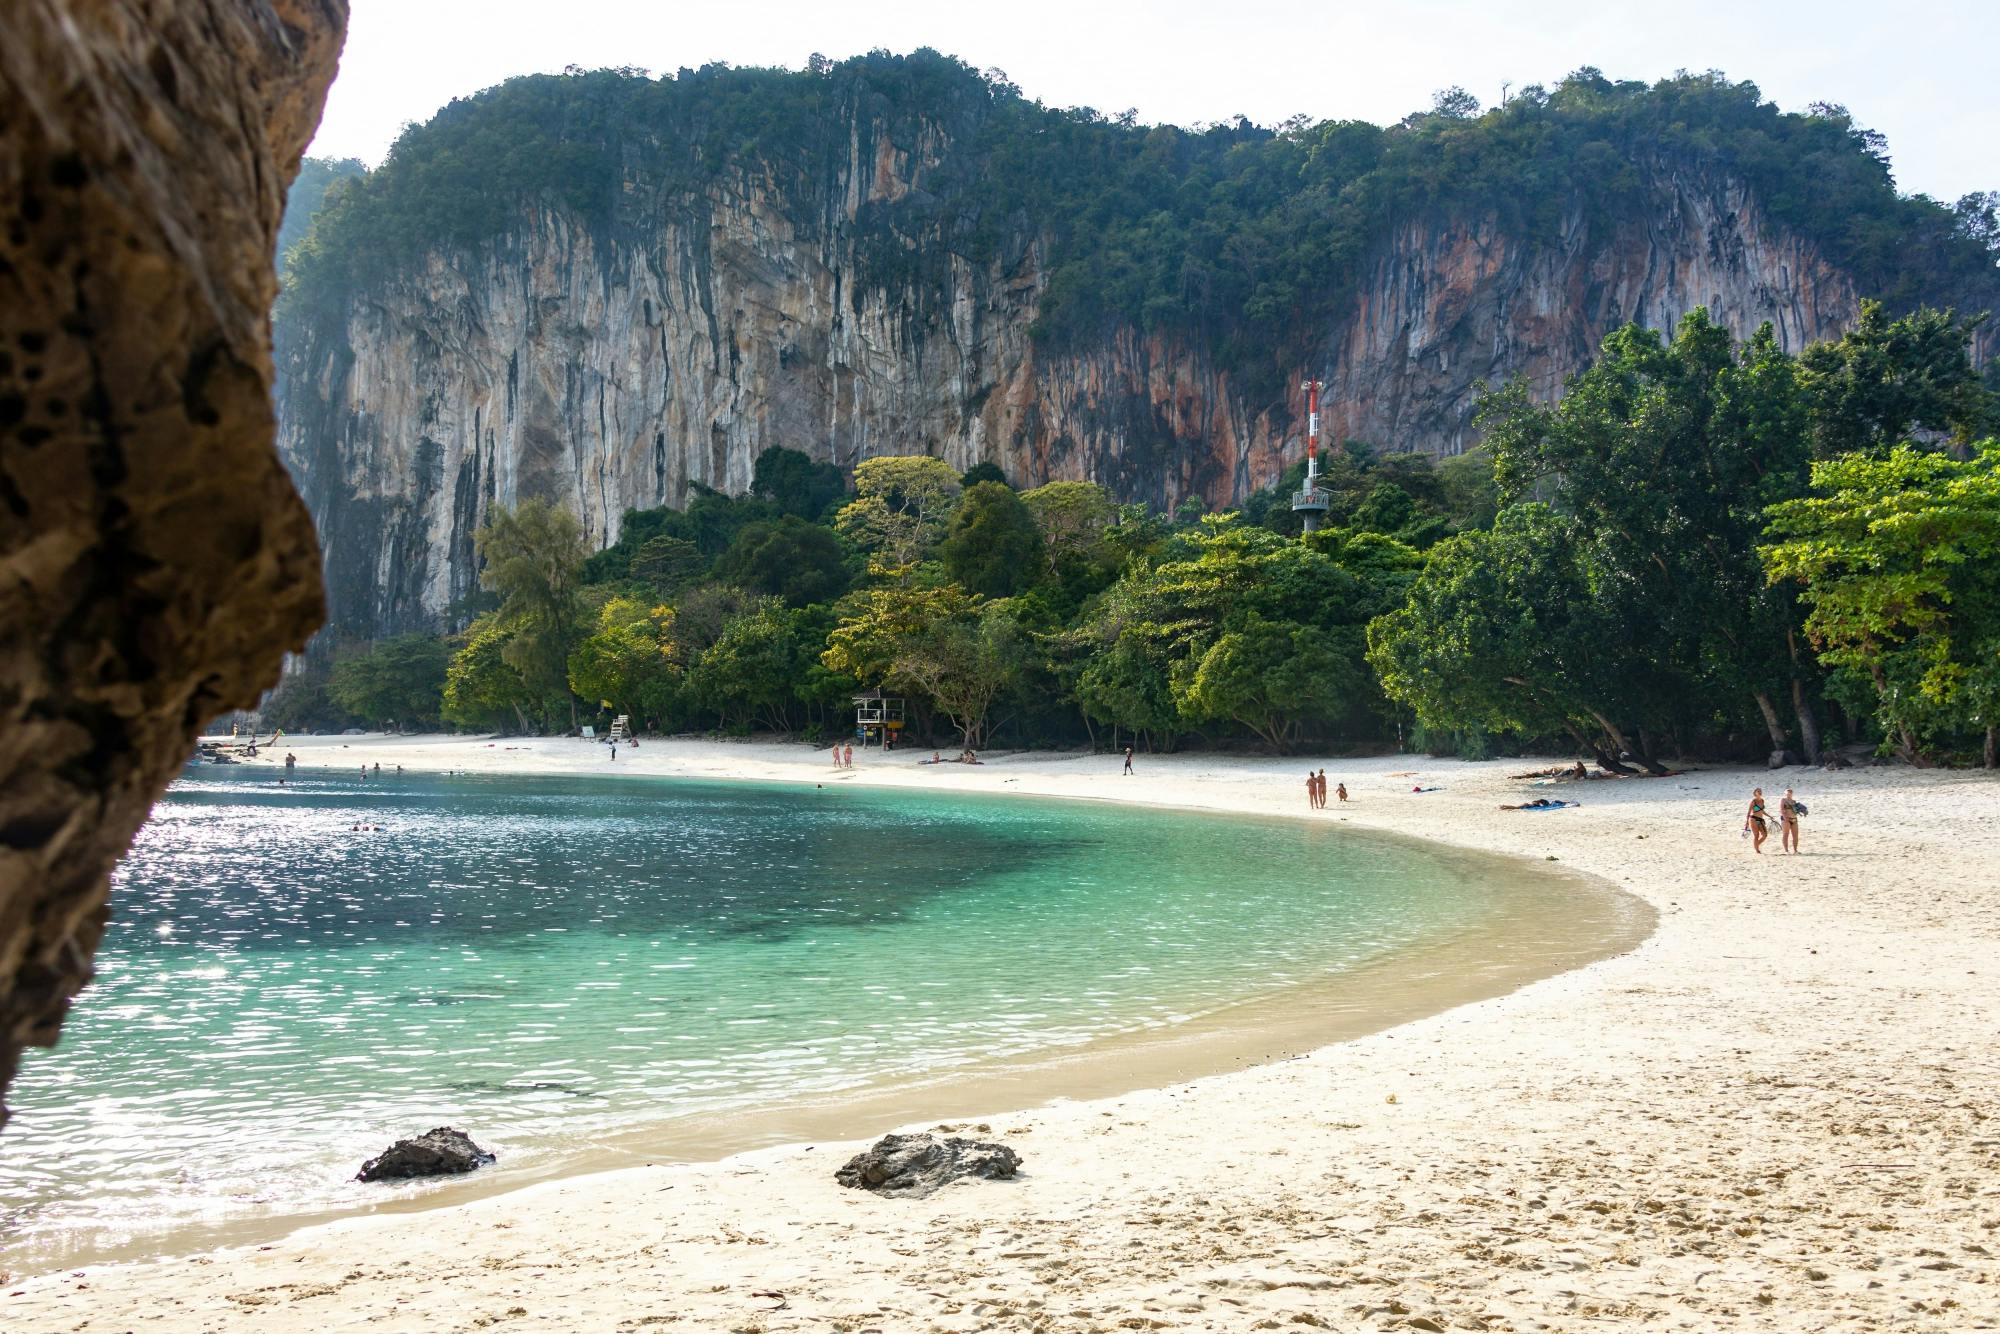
<box><xmin>834</xmin><ymin>1132</ymin><xmax>1023</xmax><ymax>1198</ymax></box>
<box><xmin>278</xmin><ymin>124</ymin><xmax>1992</xmax><ymax>641</ymax></box>
<box><xmin>355</xmin><ymin>1126</ymin><xmax>496</xmax><ymax>1182</ymax></box>
<box><xmin>0</xmin><ymin>1</ymin><xmax>343</xmax><ymax>1124</ymax></box>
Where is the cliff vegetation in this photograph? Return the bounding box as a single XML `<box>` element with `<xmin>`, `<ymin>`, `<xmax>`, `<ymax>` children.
<box><xmin>280</xmin><ymin>52</ymin><xmax>2000</xmax><ymax>394</ymax></box>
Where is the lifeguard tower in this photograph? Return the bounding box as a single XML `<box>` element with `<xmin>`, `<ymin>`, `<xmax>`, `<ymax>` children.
<box><xmin>1291</xmin><ymin>378</ymin><xmax>1331</xmax><ymax>533</ymax></box>
<box><xmin>851</xmin><ymin>690</ymin><xmax>906</xmax><ymax>748</ymax></box>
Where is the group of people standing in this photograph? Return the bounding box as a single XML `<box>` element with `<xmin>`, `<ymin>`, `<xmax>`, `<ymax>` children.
<box><xmin>1744</xmin><ymin>786</ymin><xmax>1806</xmax><ymax>854</ymax></box>
<box><xmin>831</xmin><ymin>743</ymin><xmax>857</xmax><ymax>769</ymax></box>
<box><xmin>1305</xmin><ymin>769</ymin><xmax>1345</xmax><ymax>809</ymax></box>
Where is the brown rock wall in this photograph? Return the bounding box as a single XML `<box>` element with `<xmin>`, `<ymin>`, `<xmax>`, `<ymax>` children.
<box><xmin>0</xmin><ymin>0</ymin><xmax>343</xmax><ymax>1122</ymax></box>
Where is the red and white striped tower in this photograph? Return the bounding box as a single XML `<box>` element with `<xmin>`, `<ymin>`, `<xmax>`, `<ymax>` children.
<box><xmin>1291</xmin><ymin>378</ymin><xmax>1330</xmax><ymax>532</ymax></box>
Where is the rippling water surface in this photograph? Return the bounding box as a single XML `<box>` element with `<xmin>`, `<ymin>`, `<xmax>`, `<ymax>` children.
<box><xmin>3</xmin><ymin>767</ymin><xmax>1502</xmax><ymax>1265</ymax></box>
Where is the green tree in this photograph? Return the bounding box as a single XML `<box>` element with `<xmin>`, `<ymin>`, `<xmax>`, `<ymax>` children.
<box><xmin>751</xmin><ymin>446</ymin><xmax>848</xmax><ymax>519</ymax></box>
<box><xmin>328</xmin><ymin>635</ymin><xmax>451</xmax><ymax>729</ymax></box>
<box><xmin>1762</xmin><ymin>440</ymin><xmax>2000</xmax><ymax>765</ymax></box>
<box><xmin>821</xmin><ymin>580</ymin><xmax>981</xmax><ymax>690</ymax></box>
<box><xmin>940</xmin><ymin>481</ymin><xmax>1045</xmax><ymax>597</ymax></box>
<box><xmin>443</xmin><ymin>614</ymin><xmax>545</xmax><ymax>733</ymax></box>
<box><xmin>713</xmin><ymin>517</ymin><xmax>853</xmax><ymax>607</ymax></box>
<box><xmin>834</xmin><ymin>456</ymin><xmax>962</xmax><ymax>568</ymax></box>
<box><xmin>276</xmin><ymin>155</ymin><xmax>365</xmax><ymax>281</ymax></box>
<box><xmin>889</xmin><ymin>601</ymin><xmax>1027</xmax><ymax>748</ymax></box>
<box><xmin>566</xmin><ymin>597</ymin><xmax>682</xmax><ymax>730</ymax></box>
<box><xmin>1075</xmin><ymin>631</ymin><xmax>1182</xmax><ymax>748</ymax></box>
<box><xmin>687</xmin><ymin>601</ymin><xmax>819</xmax><ymax>733</ymax></box>
<box><xmin>1798</xmin><ymin>302</ymin><xmax>1993</xmax><ymax>457</ymax></box>
<box><xmin>1020</xmin><ymin>480</ymin><xmax>1118</xmax><ymax>575</ymax></box>
<box><xmin>1178</xmin><ymin>616</ymin><xmax>1358</xmax><ymax>752</ymax></box>
<box><xmin>1480</xmin><ymin>311</ymin><xmax>1822</xmax><ymax>764</ymax></box>
<box><xmin>630</xmin><ymin>534</ymin><xmax>706</xmax><ymax>596</ymax></box>
<box><xmin>1367</xmin><ymin>506</ymin><xmax>1649</xmax><ymax>769</ymax></box>
<box><xmin>477</xmin><ymin>498</ymin><xmax>589</xmax><ymax>730</ymax></box>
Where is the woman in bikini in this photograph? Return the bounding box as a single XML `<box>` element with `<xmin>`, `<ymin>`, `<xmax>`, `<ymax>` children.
<box><xmin>1744</xmin><ymin>787</ymin><xmax>1770</xmax><ymax>854</ymax></box>
<box><xmin>1779</xmin><ymin>787</ymin><xmax>1802</xmax><ymax>855</ymax></box>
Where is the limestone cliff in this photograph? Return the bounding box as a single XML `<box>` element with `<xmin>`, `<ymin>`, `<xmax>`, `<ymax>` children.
<box><xmin>276</xmin><ymin>73</ymin><xmax>1995</xmax><ymax>641</ymax></box>
<box><xmin>0</xmin><ymin>0</ymin><xmax>340</xmax><ymax>1122</ymax></box>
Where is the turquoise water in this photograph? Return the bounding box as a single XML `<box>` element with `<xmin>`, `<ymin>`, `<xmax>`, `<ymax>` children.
<box><xmin>3</xmin><ymin>768</ymin><xmax>1514</xmax><ymax>1266</ymax></box>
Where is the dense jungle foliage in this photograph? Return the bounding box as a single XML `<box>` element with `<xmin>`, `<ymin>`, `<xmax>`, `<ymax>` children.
<box><xmin>278</xmin><ymin>52</ymin><xmax>2000</xmax><ymax>398</ymax></box>
<box><xmin>264</xmin><ymin>304</ymin><xmax>2000</xmax><ymax>767</ymax></box>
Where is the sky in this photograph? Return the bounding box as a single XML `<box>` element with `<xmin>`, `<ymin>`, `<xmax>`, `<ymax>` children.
<box><xmin>308</xmin><ymin>0</ymin><xmax>1994</xmax><ymax>204</ymax></box>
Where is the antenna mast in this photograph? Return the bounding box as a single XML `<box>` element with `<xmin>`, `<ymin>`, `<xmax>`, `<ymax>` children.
<box><xmin>1290</xmin><ymin>378</ymin><xmax>1330</xmax><ymax>532</ymax></box>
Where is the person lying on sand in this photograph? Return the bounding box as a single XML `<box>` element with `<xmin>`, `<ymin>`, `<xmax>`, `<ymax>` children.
<box><xmin>1500</xmin><ymin>797</ymin><xmax>1576</xmax><ymax>810</ymax></box>
<box><xmin>1411</xmin><ymin>785</ymin><xmax>1442</xmax><ymax>793</ymax></box>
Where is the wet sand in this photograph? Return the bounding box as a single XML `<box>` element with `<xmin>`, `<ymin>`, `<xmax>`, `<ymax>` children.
<box><xmin>4</xmin><ymin>738</ymin><xmax>1995</xmax><ymax>1331</ymax></box>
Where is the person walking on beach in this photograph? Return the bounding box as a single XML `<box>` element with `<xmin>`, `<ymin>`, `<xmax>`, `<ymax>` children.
<box><xmin>843</xmin><ymin>742</ymin><xmax>854</xmax><ymax>769</ymax></box>
<box><xmin>1316</xmin><ymin>768</ymin><xmax>1329</xmax><ymax>809</ymax></box>
<box><xmin>1744</xmin><ymin>787</ymin><xmax>1770</xmax><ymax>854</ymax></box>
<box><xmin>1305</xmin><ymin>771</ymin><xmax>1318</xmax><ymax>809</ymax></box>
<box><xmin>1780</xmin><ymin>787</ymin><xmax>1803</xmax><ymax>855</ymax></box>
<box><xmin>833</xmin><ymin>745</ymin><xmax>843</xmax><ymax>770</ymax></box>
<box><xmin>1123</xmin><ymin>746</ymin><xmax>1134</xmax><ymax>775</ymax></box>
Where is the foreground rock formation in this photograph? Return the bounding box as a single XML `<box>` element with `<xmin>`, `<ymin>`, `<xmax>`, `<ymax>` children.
<box><xmin>355</xmin><ymin>1126</ymin><xmax>496</xmax><ymax>1182</ymax></box>
<box><xmin>835</xmin><ymin>1131</ymin><xmax>1023</xmax><ymax>1198</ymax></box>
<box><xmin>0</xmin><ymin>0</ymin><xmax>343</xmax><ymax>1124</ymax></box>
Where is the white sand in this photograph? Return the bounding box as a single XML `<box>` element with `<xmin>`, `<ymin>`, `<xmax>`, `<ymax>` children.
<box><xmin>7</xmin><ymin>736</ymin><xmax>1997</xmax><ymax>1331</ymax></box>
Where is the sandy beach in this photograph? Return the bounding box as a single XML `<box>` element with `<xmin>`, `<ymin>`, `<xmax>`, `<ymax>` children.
<box><xmin>6</xmin><ymin>736</ymin><xmax>1996</xmax><ymax>1331</ymax></box>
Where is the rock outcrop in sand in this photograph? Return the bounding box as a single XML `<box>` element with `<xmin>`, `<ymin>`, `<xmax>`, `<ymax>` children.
<box><xmin>0</xmin><ymin>0</ymin><xmax>343</xmax><ymax>1124</ymax></box>
<box><xmin>836</xmin><ymin>1131</ymin><xmax>1023</xmax><ymax>1198</ymax></box>
<box><xmin>356</xmin><ymin>1127</ymin><xmax>496</xmax><ymax>1182</ymax></box>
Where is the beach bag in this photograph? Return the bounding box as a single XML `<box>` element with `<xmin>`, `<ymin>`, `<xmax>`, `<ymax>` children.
<box><xmin>1792</xmin><ymin>801</ymin><xmax>1808</xmax><ymax>817</ymax></box>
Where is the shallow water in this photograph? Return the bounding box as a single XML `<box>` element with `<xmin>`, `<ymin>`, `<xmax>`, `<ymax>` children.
<box><xmin>5</xmin><ymin>767</ymin><xmax>1546</xmax><ymax>1268</ymax></box>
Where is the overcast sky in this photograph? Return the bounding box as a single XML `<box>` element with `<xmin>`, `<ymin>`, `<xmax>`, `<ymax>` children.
<box><xmin>308</xmin><ymin>0</ymin><xmax>1993</xmax><ymax>203</ymax></box>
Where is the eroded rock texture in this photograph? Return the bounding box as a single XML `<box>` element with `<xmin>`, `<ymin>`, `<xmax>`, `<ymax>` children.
<box><xmin>0</xmin><ymin>0</ymin><xmax>343</xmax><ymax>1123</ymax></box>
<box><xmin>355</xmin><ymin>1126</ymin><xmax>495</xmax><ymax>1182</ymax></box>
<box><xmin>835</xmin><ymin>1132</ymin><xmax>1023</xmax><ymax>1198</ymax></box>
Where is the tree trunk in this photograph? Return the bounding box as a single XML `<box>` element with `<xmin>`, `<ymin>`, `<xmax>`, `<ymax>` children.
<box><xmin>1585</xmin><ymin>709</ymin><xmax>1648</xmax><ymax>774</ymax></box>
<box><xmin>1865</xmin><ymin>661</ymin><xmax>1928</xmax><ymax>766</ymax></box>
<box><xmin>1633</xmin><ymin>727</ymin><xmax>1673</xmax><ymax>776</ymax></box>
<box><xmin>1790</xmin><ymin>678</ymin><xmax>1823</xmax><ymax>765</ymax></box>
<box><xmin>1752</xmin><ymin>691</ymin><xmax>1794</xmax><ymax>765</ymax></box>
<box><xmin>1987</xmin><ymin>724</ymin><xmax>1997</xmax><ymax>770</ymax></box>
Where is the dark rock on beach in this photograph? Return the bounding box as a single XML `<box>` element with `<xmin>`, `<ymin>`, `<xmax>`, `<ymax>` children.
<box><xmin>835</xmin><ymin>1132</ymin><xmax>1022</xmax><ymax>1198</ymax></box>
<box><xmin>356</xmin><ymin>1127</ymin><xmax>496</xmax><ymax>1183</ymax></box>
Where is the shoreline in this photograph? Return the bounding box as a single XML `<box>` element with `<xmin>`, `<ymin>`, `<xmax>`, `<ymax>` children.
<box><xmin>6</xmin><ymin>743</ymin><xmax>1650</xmax><ymax>1276</ymax></box>
<box><xmin>6</xmin><ymin>737</ymin><xmax>1996</xmax><ymax>1330</ymax></box>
